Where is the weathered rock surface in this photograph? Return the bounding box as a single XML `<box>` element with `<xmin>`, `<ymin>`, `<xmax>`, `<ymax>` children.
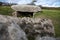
<box><xmin>11</xmin><ymin>5</ymin><xmax>41</xmax><ymax>12</ymax></box>
<box><xmin>0</xmin><ymin>15</ymin><xmax>55</xmax><ymax>40</ymax></box>
<box><xmin>0</xmin><ymin>15</ymin><xmax>28</xmax><ymax>40</ymax></box>
<box><xmin>35</xmin><ymin>36</ymin><xmax>56</xmax><ymax>40</ymax></box>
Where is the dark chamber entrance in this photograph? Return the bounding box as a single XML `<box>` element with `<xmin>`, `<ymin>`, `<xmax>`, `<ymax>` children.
<box><xmin>17</xmin><ymin>11</ymin><xmax>33</xmax><ymax>17</ymax></box>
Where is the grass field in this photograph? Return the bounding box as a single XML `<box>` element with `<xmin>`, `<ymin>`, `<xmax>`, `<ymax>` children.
<box><xmin>0</xmin><ymin>6</ymin><xmax>60</xmax><ymax>37</ymax></box>
<box><xmin>0</xmin><ymin>6</ymin><xmax>14</xmax><ymax>15</ymax></box>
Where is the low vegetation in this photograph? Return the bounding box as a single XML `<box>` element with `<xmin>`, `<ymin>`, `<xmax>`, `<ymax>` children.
<box><xmin>0</xmin><ymin>6</ymin><xmax>60</xmax><ymax>37</ymax></box>
<box><xmin>0</xmin><ymin>6</ymin><xmax>14</xmax><ymax>15</ymax></box>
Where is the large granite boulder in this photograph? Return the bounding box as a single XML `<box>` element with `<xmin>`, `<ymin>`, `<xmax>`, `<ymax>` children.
<box><xmin>11</xmin><ymin>5</ymin><xmax>41</xmax><ymax>17</ymax></box>
<box><xmin>0</xmin><ymin>15</ymin><xmax>55</xmax><ymax>40</ymax></box>
<box><xmin>18</xmin><ymin>17</ymin><xmax>55</xmax><ymax>39</ymax></box>
<box><xmin>0</xmin><ymin>15</ymin><xmax>28</xmax><ymax>40</ymax></box>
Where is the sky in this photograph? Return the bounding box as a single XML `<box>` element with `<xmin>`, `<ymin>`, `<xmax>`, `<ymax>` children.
<box><xmin>0</xmin><ymin>0</ymin><xmax>60</xmax><ymax>7</ymax></box>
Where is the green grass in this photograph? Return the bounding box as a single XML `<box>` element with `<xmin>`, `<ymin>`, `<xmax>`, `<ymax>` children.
<box><xmin>35</xmin><ymin>9</ymin><xmax>60</xmax><ymax>37</ymax></box>
<box><xmin>0</xmin><ymin>6</ymin><xmax>60</xmax><ymax>37</ymax></box>
<box><xmin>0</xmin><ymin>6</ymin><xmax>14</xmax><ymax>15</ymax></box>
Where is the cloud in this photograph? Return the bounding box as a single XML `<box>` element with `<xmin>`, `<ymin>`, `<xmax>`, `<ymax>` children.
<box><xmin>17</xmin><ymin>0</ymin><xmax>32</xmax><ymax>4</ymax></box>
<box><xmin>6</xmin><ymin>0</ymin><xmax>21</xmax><ymax>3</ymax></box>
<box><xmin>35</xmin><ymin>0</ymin><xmax>60</xmax><ymax>7</ymax></box>
<box><xmin>0</xmin><ymin>0</ymin><xmax>60</xmax><ymax>7</ymax></box>
<box><xmin>5</xmin><ymin>0</ymin><xmax>32</xmax><ymax>4</ymax></box>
